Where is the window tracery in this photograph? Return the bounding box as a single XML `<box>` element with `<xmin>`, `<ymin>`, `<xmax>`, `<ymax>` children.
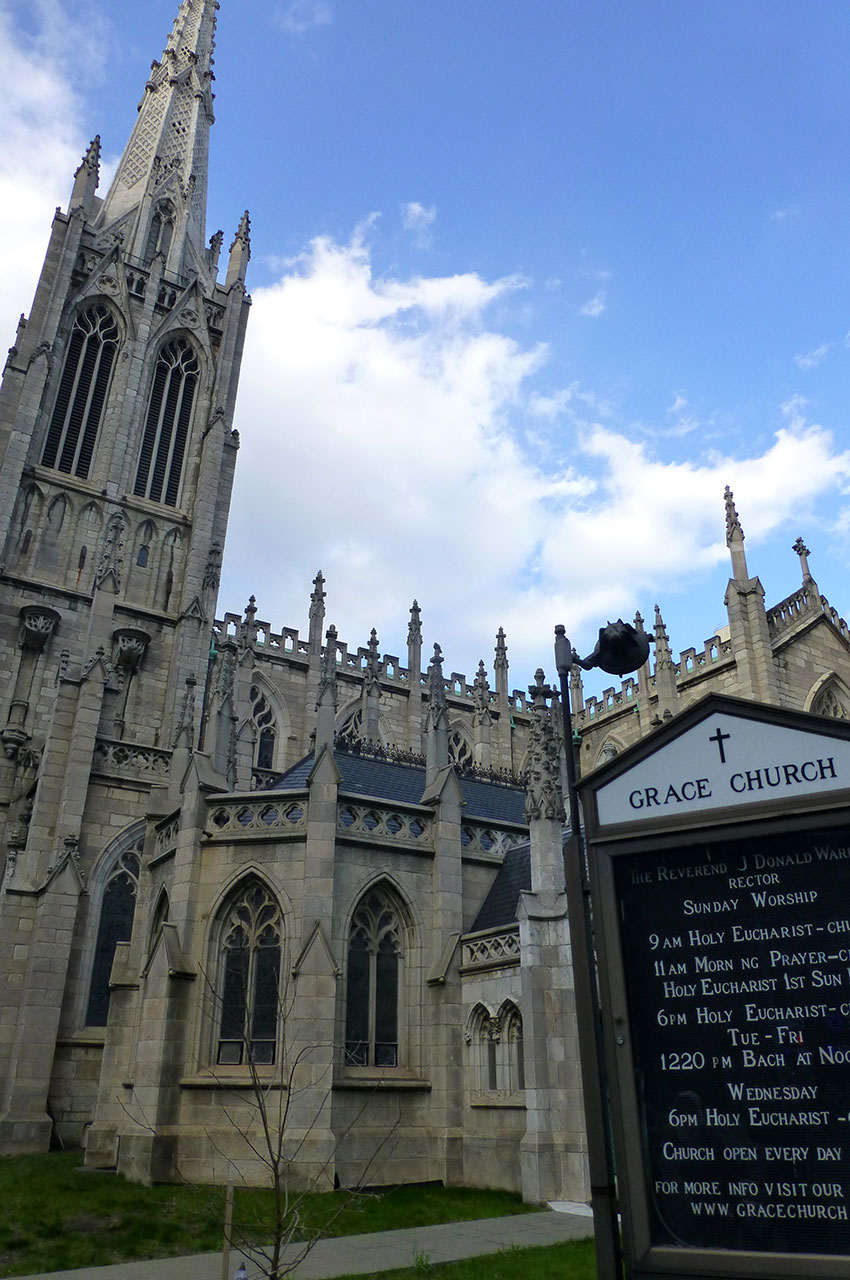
<box><xmin>812</xmin><ymin>685</ymin><xmax>849</xmax><ymax>721</ymax></box>
<box><xmin>86</xmin><ymin>835</ymin><xmax>143</xmax><ymax>1026</ymax></box>
<box><xmin>216</xmin><ymin>880</ymin><xmax>283</xmax><ymax>1067</ymax></box>
<box><xmin>134</xmin><ymin>338</ymin><xmax>199</xmax><ymax>507</ymax></box>
<box><xmin>449</xmin><ymin>729</ymin><xmax>473</xmax><ymax>769</ymax></box>
<box><xmin>345</xmin><ymin>888</ymin><xmax>404</xmax><ymax>1068</ymax></box>
<box><xmin>467</xmin><ymin>1002</ymin><xmax>524</xmax><ymax>1095</ymax></box>
<box><xmin>42</xmin><ymin>305</ymin><xmax>119</xmax><ymax>480</ymax></box>
<box><xmin>250</xmin><ymin>683</ymin><xmax>276</xmax><ymax>771</ymax></box>
<box><xmin>338</xmin><ymin>710</ymin><xmax>363</xmax><ymax>747</ymax></box>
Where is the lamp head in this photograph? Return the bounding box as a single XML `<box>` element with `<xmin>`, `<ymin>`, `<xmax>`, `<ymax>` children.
<box><xmin>583</xmin><ymin>619</ymin><xmax>650</xmax><ymax>676</ymax></box>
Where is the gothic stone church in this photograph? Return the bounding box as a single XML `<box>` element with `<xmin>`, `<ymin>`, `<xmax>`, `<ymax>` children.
<box><xmin>1</xmin><ymin>0</ymin><xmax>849</xmax><ymax>1202</ymax></box>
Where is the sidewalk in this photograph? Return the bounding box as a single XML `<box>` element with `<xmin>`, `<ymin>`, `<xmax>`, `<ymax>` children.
<box><xmin>15</xmin><ymin>1206</ymin><xmax>594</xmax><ymax>1280</ymax></box>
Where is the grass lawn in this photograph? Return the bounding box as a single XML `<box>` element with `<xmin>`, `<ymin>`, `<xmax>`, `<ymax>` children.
<box><xmin>335</xmin><ymin>1239</ymin><xmax>597</xmax><ymax>1279</ymax></box>
<box><xmin>0</xmin><ymin>1153</ymin><xmax>542</xmax><ymax>1277</ymax></box>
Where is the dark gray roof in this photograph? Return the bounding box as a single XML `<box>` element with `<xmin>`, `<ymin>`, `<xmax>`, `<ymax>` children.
<box><xmin>470</xmin><ymin>843</ymin><xmax>531</xmax><ymax>932</ymax></box>
<box><xmin>470</xmin><ymin>829</ymin><xmax>573</xmax><ymax>931</ymax></box>
<box><xmin>273</xmin><ymin>750</ymin><xmax>526</xmax><ymax>825</ymax></box>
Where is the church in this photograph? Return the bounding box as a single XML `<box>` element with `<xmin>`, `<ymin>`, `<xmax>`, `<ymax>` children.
<box><xmin>1</xmin><ymin>0</ymin><xmax>849</xmax><ymax>1203</ymax></box>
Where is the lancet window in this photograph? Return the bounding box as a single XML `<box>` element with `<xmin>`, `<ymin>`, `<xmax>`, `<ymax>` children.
<box><xmin>86</xmin><ymin>834</ymin><xmax>143</xmax><ymax>1026</ymax></box>
<box><xmin>216</xmin><ymin>881</ymin><xmax>283</xmax><ymax>1067</ymax></box>
<box><xmin>134</xmin><ymin>338</ymin><xmax>199</xmax><ymax>507</ymax></box>
<box><xmin>42</xmin><ymin>305</ymin><xmax>119</xmax><ymax>479</ymax></box>
<box><xmin>345</xmin><ymin>888</ymin><xmax>404</xmax><ymax>1068</ymax></box>
<box><xmin>251</xmin><ymin>684</ymin><xmax>277</xmax><ymax>771</ymax></box>
<box><xmin>468</xmin><ymin>1002</ymin><xmax>524</xmax><ymax>1095</ymax></box>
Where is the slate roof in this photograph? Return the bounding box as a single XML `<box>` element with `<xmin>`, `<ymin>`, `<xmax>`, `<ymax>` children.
<box><xmin>469</xmin><ymin>843</ymin><xmax>531</xmax><ymax>932</ymax></box>
<box><xmin>273</xmin><ymin>749</ymin><xmax>526</xmax><ymax>825</ymax></box>
<box><xmin>469</xmin><ymin>829</ymin><xmax>574</xmax><ymax>932</ymax></box>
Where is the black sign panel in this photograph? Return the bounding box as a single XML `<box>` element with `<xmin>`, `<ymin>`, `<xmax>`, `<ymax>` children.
<box><xmin>615</xmin><ymin>825</ymin><xmax>850</xmax><ymax>1256</ymax></box>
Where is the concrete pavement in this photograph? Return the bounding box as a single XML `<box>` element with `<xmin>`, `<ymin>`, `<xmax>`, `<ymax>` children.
<box><xmin>14</xmin><ymin>1205</ymin><xmax>594</xmax><ymax>1280</ymax></box>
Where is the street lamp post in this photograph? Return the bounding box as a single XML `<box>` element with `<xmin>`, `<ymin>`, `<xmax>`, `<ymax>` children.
<box><xmin>554</xmin><ymin>620</ymin><xmax>650</xmax><ymax>1280</ymax></box>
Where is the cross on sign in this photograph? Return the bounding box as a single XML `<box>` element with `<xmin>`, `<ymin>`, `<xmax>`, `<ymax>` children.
<box><xmin>708</xmin><ymin>726</ymin><xmax>731</xmax><ymax>764</ymax></box>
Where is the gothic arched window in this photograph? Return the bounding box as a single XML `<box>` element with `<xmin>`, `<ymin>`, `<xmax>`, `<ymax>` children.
<box><xmin>812</xmin><ymin>684</ymin><xmax>850</xmax><ymax>721</ymax></box>
<box><xmin>251</xmin><ymin>684</ymin><xmax>277</xmax><ymax>771</ymax></box>
<box><xmin>134</xmin><ymin>338</ymin><xmax>199</xmax><ymax>507</ymax></box>
<box><xmin>86</xmin><ymin>834</ymin><xmax>143</xmax><ymax>1026</ymax></box>
<box><xmin>216</xmin><ymin>881</ymin><xmax>283</xmax><ymax>1067</ymax></box>
<box><xmin>468</xmin><ymin>1004</ymin><xmax>497</xmax><ymax>1092</ymax></box>
<box><xmin>498</xmin><ymin>1003</ymin><xmax>525</xmax><ymax>1093</ymax></box>
<box><xmin>42</xmin><ymin>305</ymin><xmax>119</xmax><ymax>479</ymax></box>
<box><xmin>345</xmin><ymin>888</ymin><xmax>404</xmax><ymax>1068</ymax></box>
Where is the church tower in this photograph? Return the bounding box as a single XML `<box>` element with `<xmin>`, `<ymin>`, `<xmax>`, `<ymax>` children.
<box><xmin>0</xmin><ymin>0</ymin><xmax>249</xmax><ymax>1154</ymax></box>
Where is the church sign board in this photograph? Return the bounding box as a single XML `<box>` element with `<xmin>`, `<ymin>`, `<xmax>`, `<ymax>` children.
<box><xmin>577</xmin><ymin>694</ymin><xmax>850</xmax><ymax>1280</ymax></box>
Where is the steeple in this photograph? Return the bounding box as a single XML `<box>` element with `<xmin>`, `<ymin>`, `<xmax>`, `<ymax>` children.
<box><xmin>97</xmin><ymin>0</ymin><xmax>219</xmax><ymax>276</ymax></box>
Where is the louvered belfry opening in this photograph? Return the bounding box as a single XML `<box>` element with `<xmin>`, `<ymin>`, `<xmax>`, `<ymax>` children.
<box><xmin>41</xmin><ymin>305</ymin><xmax>119</xmax><ymax>479</ymax></box>
<box><xmin>134</xmin><ymin>338</ymin><xmax>200</xmax><ymax>507</ymax></box>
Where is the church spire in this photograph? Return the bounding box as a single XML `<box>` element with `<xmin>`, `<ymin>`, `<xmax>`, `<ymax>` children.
<box><xmin>97</xmin><ymin>0</ymin><xmax>219</xmax><ymax>274</ymax></box>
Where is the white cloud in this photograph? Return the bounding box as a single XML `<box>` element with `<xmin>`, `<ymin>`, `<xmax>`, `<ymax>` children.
<box><xmin>221</xmin><ymin>228</ymin><xmax>850</xmax><ymax>686</ymax></box>
<box><xmin>579</xmin><ymin>290</ymin><xmax>607</xmax><ymax>318</ymax></box>
<box><xmin>668</xmin><ymin>393</ymin><xmax>688</xmax><ymax>415</ymax></box>
<box><xmin>401</xmin><ymin>201</ymin><xmax>437</xmax><ymax>248</ymax></box>
<box><xmin>795</xmin><ymin>342</ymin><xmax>833</xmax><ymax>370</ymax></box>
<box><xmin>276</xmin><ymin>1</ymin><xmax>333</xmax><ymax>34</ymax></box>
<box><xmin>0</xmin><ymin>4</ymin><xmax>90</xmax><ymax>348</ymax></box>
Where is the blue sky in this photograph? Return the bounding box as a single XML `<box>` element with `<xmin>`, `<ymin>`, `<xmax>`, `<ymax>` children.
<box><xmin>2</xmin><ymin>0</ymin><xmax>849</xmax><ymax>697</ymax></box>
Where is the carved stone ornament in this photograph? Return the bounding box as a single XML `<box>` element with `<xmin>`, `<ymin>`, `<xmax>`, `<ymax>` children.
<box><xmin>524</xmin><ymin>669</ymin><xmax>565</xmax><ymax>824</ymax></box>
<box><xmin>112</xmin><ymin>627</ymin><xmax>151</xmax><ymax>671</ymax></box>
<box><xmin>203</xmin><ymin>541</ymin><xmax>222</xmax><ymax>591</ymax></box>
<box><xmin>1</xmin><ymin>726</ymin><xmax>29</xmax><ymax>761</ymax></box>
<box><xmin>96</xmin><ymin>515</ymin><xmax>125</xmax><ymax>589</ymax></box>
<box><xmin>179</xmin><ymin>307</ymin><xmax>200</xmax><ymax>328</ymax></box>
<box><xmin>19</xmin><ymin>606</ymin><xmax>60</xmax><ymax>651</ymax></box>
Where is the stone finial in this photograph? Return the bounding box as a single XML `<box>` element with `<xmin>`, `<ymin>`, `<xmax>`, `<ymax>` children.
<box><xmin>408</xmin><ymin>600</ymin><xmax>422</xmax><ymax>649</ymax></box>
<box><xmin>793</xmin><ymin>536</ymin><xmax>813</xmax><ymax>582</ymax></box>
<box><xmin>634</xmin><ymin>609</ymin><xmax>645</xmax><ymax>633</ymax></box>
<box><xmin>241</xmin><ymin>595</ymin><xmax>258</xmax><ymax>647</ymax></box>
<box><xmin>71</xmin><ymin>136</ymin><xmax>101</xmax><ymax>211</ymax></box>
<box><xmin>173</xmin><ymin>675</ymin><xmax>197</xmax><ymax>749</ymax></box>
<box><xmin>724</xmin><ymin>486</ymin><xmax>743</xmax><ymax>542</ymax></box>
<box><xmin>724</xmin><ymin>486</ymin><xmax>750</xmax><ymax>580</ymax></box>
<box><xmin>494</xmin><ymin>627</ymin><xmax>508</xmax><ymax>699</ymax></box>
<box><xmin>226</xmin><ymin>210</ymin><xmax>251</xmax><ymax>288</ymax></box>
<box><xmin>524</xmin><ymin>669</ymin><xmax>565</xmax><ymax>824</ymax></box>
<box><xmin>473</xmin><ymin>659</ymin><xmax>491</xmax><ymax>728</ymax></box>
<box><xmin>365</xmin><ymin>628</ymin><xmax>382</xmax><ymax>691</ymax></box>
<box><xmin>310</xmin><ymin>570</ymin><xmax>326</xmax><ymax>612</ymax></box>
<box><xmin>427</xmin><ymin>643</ymin><xmax>446</xmax><ymax>713</ymax></box>
<box><xmin>653</xmin><ymin>605</ymin><xmax>672</xmax><ymax>668</ymax></box>
<box><xmin>76</xmin><ymin>136</ymin><xmax>101</xmax><ymax>179</ymax></box>
<box><xmin>494</xmin><ymin>627</ymin><xmax>508</xmax><ymax>669</ymax></box>
<box><xmin>309</xmin><ymin>570</ymin><xmax>326</xmax><ymax>651</ymax></box>
<box><xmin>315</xmin><ymin>625</ymin><xmax>339</xmax><ymax>750</ymax></box>
<box><xmin>317</xmin><ymin>625</ymin><xmax>339</xmax><ymax>707</ymax></box>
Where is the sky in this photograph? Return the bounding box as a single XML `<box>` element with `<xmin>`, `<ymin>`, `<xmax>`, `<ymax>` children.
<box><xmin>2</xmin><ymin>0</ymin><xmax>850</xmax><ymax>698</ymax></box>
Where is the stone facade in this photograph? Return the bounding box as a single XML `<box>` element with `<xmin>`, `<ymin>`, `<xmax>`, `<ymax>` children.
<box><xmin>2</xmin><ymin>0</ymin><xmax>850</xmax><ymax>1205</ymax></box>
